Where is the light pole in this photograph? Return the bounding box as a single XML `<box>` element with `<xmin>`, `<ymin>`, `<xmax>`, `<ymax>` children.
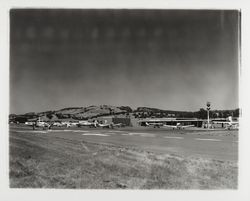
<box><xmin>206</xmin><ymin>102</ymin><xmax>211</xmax><ymax>129</ymax></box>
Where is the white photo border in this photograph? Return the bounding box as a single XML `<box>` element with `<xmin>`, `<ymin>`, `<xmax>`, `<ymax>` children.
<box><xmin>0</xmin><ymin>1</ymin><xmax>249</xmax><ymax>201</ymax></box>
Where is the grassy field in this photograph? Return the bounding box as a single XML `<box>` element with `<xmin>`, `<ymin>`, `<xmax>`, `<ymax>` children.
<box><xmin>9</xmin><ymin>131</ymin><xmax>238</xmax><ymax>189</ymax></box>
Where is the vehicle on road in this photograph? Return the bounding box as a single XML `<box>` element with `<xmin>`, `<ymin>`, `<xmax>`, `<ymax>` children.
<box><xmin>212</xmin><ymin>116</ymin><xmax>239</xmax><ymax>130</ymax></box>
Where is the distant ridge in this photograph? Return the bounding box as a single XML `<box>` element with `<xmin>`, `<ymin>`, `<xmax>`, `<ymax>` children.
<box><xmin>9</xmin><ymin>105</ymin><xmax>240</xmax><ymax>123</ymax></box>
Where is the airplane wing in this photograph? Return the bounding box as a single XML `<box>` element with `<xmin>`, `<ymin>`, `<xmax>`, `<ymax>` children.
<box><xmin>163</xmin><ymin>125</ymin><xmax>177</xmax><ymax>128</ymax></box>
<box><xmin>230</xmin><ymin>122</ymin><xmax>239</xmax><ymax>125</ymax></box>
<box><xmin>181</xmin><ymin>124</ymin><xmax>195</xmax><ymax>128</ymax></box>
<box><xmin>98</xmin><ymin>123</ymin><xmax>110</xmax><ymax>127</ymax></box>
<box><xmin>213</xmin><ymin>121</ymin><xmax>239</xmax><ymax>125</ymax></box>
<box><xmin>213</xmin><ymin>121</ymin><xmax>229</xmax><ymax>124</ymax></box>
<box><xmin>113</xmin><ymin>123</ymin><xmax>123</xmax><ymax>126</ymax></box>
<box><xmin>146</xmin><ymin>122</ymin><xmax>160</xmax><ymax>125</ymax></box>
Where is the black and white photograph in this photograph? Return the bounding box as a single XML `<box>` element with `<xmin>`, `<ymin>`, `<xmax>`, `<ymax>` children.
<box><xmin>7</xmin><ymin>8</ymin><xmax>241</xmax><ymax>190</ymax></box>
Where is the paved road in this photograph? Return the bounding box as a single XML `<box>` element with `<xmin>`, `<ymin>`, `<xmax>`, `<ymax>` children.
<box><xmin>10</xmin><ymin>127</ymin><xmax>238</xmax><ymax>161</ymax></box>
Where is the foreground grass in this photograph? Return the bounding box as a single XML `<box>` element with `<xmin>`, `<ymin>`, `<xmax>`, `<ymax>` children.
<box><xmin>9</xmin><ymin>131</ymin><xmax>237</xmax><ymax>189</ymax></box>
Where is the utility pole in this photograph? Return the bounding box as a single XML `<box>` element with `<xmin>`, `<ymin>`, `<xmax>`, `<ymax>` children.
<box><xmin>206</xmin><ymin>101</ymin><xmax>211</xmax><ymax>129</ymax></box>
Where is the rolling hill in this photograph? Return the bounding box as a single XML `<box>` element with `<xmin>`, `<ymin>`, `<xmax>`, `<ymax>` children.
<box><xmin>9</xmin><ymin>105</ymin><xmax>240</xmax><ymax>123</ymax></box>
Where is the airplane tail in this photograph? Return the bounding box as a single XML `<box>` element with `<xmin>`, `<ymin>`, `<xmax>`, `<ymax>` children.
<box><xmin>228</xmin><ymin>116</ymin><xmax>233</xmax><ymax>123</ymax></box>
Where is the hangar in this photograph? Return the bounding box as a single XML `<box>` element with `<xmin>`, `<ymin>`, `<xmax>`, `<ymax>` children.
<box><xmin>138</xmin><ymin>118</ymin><xmax>204</xmax><ymax>128</ymax></box>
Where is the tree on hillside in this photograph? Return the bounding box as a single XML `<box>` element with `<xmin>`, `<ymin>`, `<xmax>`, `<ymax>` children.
<box><xmin>14</xmin><ymin>116</ymin><xmax>27</xmax><ymax>123</ymax></box>
<box><xmin>234</xmin><ymin>108</ymin><xmax>240</xmax><ymax>117</ymax></box>
<box><xmin>196</xmin><ymin>108</ymin><xmax>207</xmax><ymax>119</ymax></box>
<box><xmin>46</xmin><ymin>113</ymin><xmax>53</xmax><ymax>119</ymax></box>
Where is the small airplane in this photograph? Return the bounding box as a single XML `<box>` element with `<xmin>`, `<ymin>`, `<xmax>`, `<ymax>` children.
<box><xmin>25</xmin><ymin>121</ymin><xmax>35</xmax><ymax>126</ymax></box>
<box><xmin>212</xmin><ymin>116</ymin><xmax>239</xmax><ymax>130</ymax></box>
<box><xmin>51</xmin><ymin>121</ymin><xmax>79</xmax><ymax>128</ymax></box>
<box><xmin>59</xmin><ymin>122</ymin><xmax>70</xmax><ymax>127</ymax></box>
<box><xmin>36</xmin><ymin>121</ymin><xmax>51</xmax><ymax>128</ymax></box>
<box><xmin>96</xmin><ymin>120</ymin><xmax>125</xmax><ymax>129</ymax></box>
<box><xmin>163</xmin><ymin>123</ymin><xmax>195</xmax><ymax>130</ymax></box>
<box><xmin>67</xmin><ymin>122</ymin><xmax>79</xmax><ymax>127</ymax></box>
<box><xmin>78</xmin><ymin>120</ymin><xmax>97</xmax><ymax>128</ymax></box>
<box><xmin>25</xmin><ymin>118</ymin><xmax>51</xmax><ymax>129</ymax></box>
<box><xmin>52</xmin><ymin>122</ymin><xmax>64</xmax><ymax>127</ymax></box>
<box><xmin>97</xmin><ymin>120</ymin><xmax>111</xmax><ymax>128</ymax></box>
<box><xmin>112</xmin><ymin>123</ymin><xmax>126</xmax><ymax>128</ymax></box>
<box><xmin>145</xmin><ymin>122</ymin><xmax>164</xmax><ymax>128</ymax></box>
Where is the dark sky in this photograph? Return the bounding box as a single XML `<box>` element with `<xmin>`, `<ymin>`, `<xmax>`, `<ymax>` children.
<box><xmin>10</xmin><ymin>9</ymin><xmax>240</xmax><ymax>114</ymax></box>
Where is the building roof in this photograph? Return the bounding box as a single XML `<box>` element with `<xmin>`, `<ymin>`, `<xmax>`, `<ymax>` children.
<box><xmin>138</xmin><ymin>118</ymin><xmax>201</xmax><ymax>123</ymax></box>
